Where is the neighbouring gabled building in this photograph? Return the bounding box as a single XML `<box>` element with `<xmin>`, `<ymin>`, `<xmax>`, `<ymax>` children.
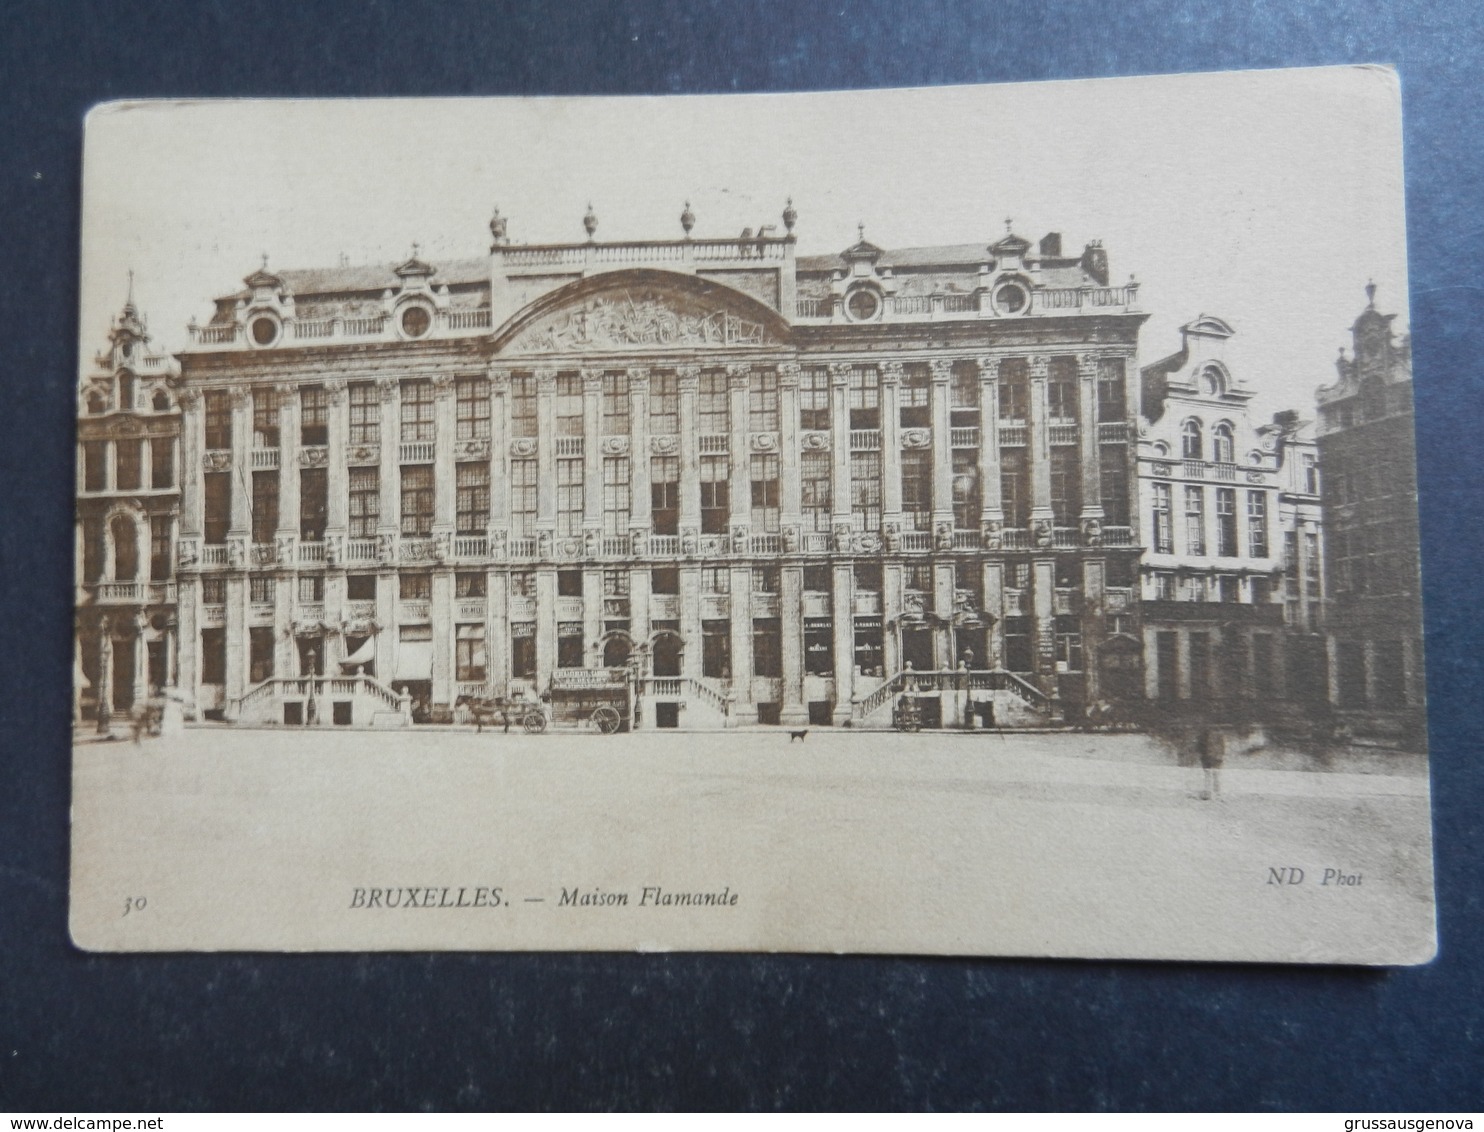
<box><xmin>154</xmin><ymin>202</ymin><xmax>1148</xmax><ymax>729</ymax></box>
<box><xmin>1315</xmin><ymin>284</ymin><xmax>1425</xmax><ymax>745</ymax></box>
<box><xmin>1136</xmin><ymin>315</ymin><xmax>1324</xmax><ymax>713</ymax></box>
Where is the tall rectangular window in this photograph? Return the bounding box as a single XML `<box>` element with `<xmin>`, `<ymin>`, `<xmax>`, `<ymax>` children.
<box><xmin>1099</xmin><ymin>447</ymin><xmax>1129</xmax><ymax>526</ymax></box>
<box><xmin>848</xmin><ymin>367</ymin><xmax>880</xmax><ymax>429</ymax></box>
<box><xmin>251</xmin><ymin>470</ymin><xmax>279</xmax><ymax>543</ymax></box>
<box><xmin>698</xmin><ymin>371</ymin><xmax>729</xmax><ymax>434</ymax></box>
<box><xmin>204</xmin><ymin>390</ymin><xmax>232</xmax><ymax>450</ymax></box>
<box><xmin>1097</xmin><ymin>358</ymin><xmax>1126</xmax><ymax>422</ymax></box>
<box><xmin>299</xmin><ymin>575</ymin><xmax>324</xmax><ymax>603</ymax></box>
<box><xmin>300</xmin><ymin>467</ymin><xmax>328</xmax><ymax>541</ymax></box>
<box><xmin>150</xmin><ymin>515</ymin><xmax>172</xmax><ymax>581</ymax></box>
<box><xmin>400</xmin><ymin>465</ymin><xmax>434</xmax><ymax>536</ymax></box>
<box><xmin>801</xmin><ymin>450</ymin><xmax>831</xmax><ymax>532</ymax></box>
<box><xmin>115</xmin><ymin>439</ymin><xmax>142</xmax><ymax>491</ymax></box>
<box><xmin>700</xmin><ymin>455</ymin><xmax>729</xmax><ymax>534</ymax></box>
<box><xmin>853</xmin><ymin>617</ymin><xmax>884</xmax><ymax>676</ymax></box>
<box><xmin>511</xmin><ymin>623</ymin><xmax>536</xmax><ymax>680</ymax></box>
<box><xmin>253</xmin><ymin>387</ymin><xmax>280</xmax><ymax>448</ymax></box>
<box><xmin>1189</xmin><ymin>632</ymin><xmax>1212</xmax><ymax>699</ymax></box>
<box><xmin>456</xmin><ymin>625</ymin><xmax>487</xmax><ymax>682</ymax></box>
<box><xmin>998</xmin><ymin>358</ymin><xmax>1028</xmax><ymax>420</ymax></box>
<box><xmin>400</xmin><ymin>379</ymin><xmax>434</xmax><ymax>442</ymax></box>
<box><xmin>556</xmin><ymin>458</ymin><xmax>583</xmax><ymax>537</ymax></box>
<box><xmin>301</xmin><ymin>385</ymin><xmax>329</xmax><ymax>446</ymax></box>
<box><xmin>748</xmin><ymin>369</ymin><xmax>779</xmax><ymax>432</ymax></box>
<box><xmin>456</xmin><ymin>462</ymin><xmax>490</xmax><ymax>535</ymax></box>
<box><xmin>804</xmin><ymin>618</ymin><xmax>833</xmax><ymax>675</ymax></box>
<box><xmin>649</xmin><ymin>372</ymin><xmax>679</xmax><ymax>435</ymax></box>
<box><xmin>750</xmin><ymin>453</ymin><xmax>779</xmax><ymax>533</ymax></box>
<box><xmin>348</xmin><ymin>382</ymin><xmax>379</xmax><ymax>445</ymax></box>
<box><xmin>249</xmin><ymin>627</ymin><xmax>275</xmax><ymax>685</ymax></box>
<box><xmin>602</xmin><ymin>456</ymin><xmax>630</xmax><ymax>535</ymax></box>
<box><xmin>702</xmin><ymin>620</ymin><xmax>730</xmax><ymax>679</ymax></box>
<box><xmin>150</xmin><ymin>438</ymin><xmax>174</xmax><ymax>489</ymax></box>
<box><xmin>752</xmin><ymin>618</ymin><xmax>782</xmax><ymax>678</ymax></box>
<box><xmin>204</xmin><ymin>471</ymin><xmax>230</xmax><ymax>544</ymax></box>
<box><xmin>1246</xmin><ymin>491</ymin><xmax>1268</xmax><ymax>558</ymax></box>
<box><xmin>601</xmin><ymin>371</ymin><xmax>629</xmax><ymax>436</ymax></box>
<box><xmin>456</xmin><ymin>378</ymin><xmax>490</xmax><ymax>441</ymax></box>
<box><xmin>510</xmin><ymin>374</ymin><xmax>537</xmax><ymax>439</ymax></box>
<box><xmin>1184</xmin><ymin>486</ymin><xmax>1206</xmax><ymax>556</ymax></box>
<box><xmin>1216</xmin><ymin>488</ymin><xmax>1238</xmax><ymax>557</ymax></box>
<box><xmin>900</xmin><ymin>449</ymin><xmax>932</xmax><ymax>531</ymax></box>
<box><xmin>1000</xmin><ymin>448</ymin><xmax>1028</xmax><ymax>528</ymax></box>
<box><xmin>1047</xmin><ymin>356</ymin><xmax>1079</xmax><ymax>422</ymax></box>
<box><xmin>83</xmin><ymin>442</ymin><xmax>106</xmax><ymax>491</ymax></box>
<box><xmin>900</xmin><ymin>366</ymin><xmax>931</xmax><ymax>429</ymax></box>
<box><xmin>799</xmin><ymin>367</ymin><xmax>830</xmax><ymax>431</ymax></box>
<box><xmin>557</xmin><ymin>622</ymin><xmax>584</xmax><ymax>669</ymax></box>
<box><xmin>348</xmin><ymin>466</ymin><xmax>379</xmax><ymax>538</ymax></box>
<box><xmin>1303</xmin><ymin>452</ymin><xmax>1319</xmax><ymax>495</ymax></box>
<box><xmin>1050</xmin><ymin>447</ymin><xmax>1080</xmax><ymax>526</ymax></box>
<box><xmin>850</xmin><ymin>450</ymin><xmax>882</xmax><ymax>531</ymax></box>
<box><xmin>511</xmin><ymin>459</ymin><xmax>537</xmax><ymax>538</ymax></box>
<box><xmin>953</xmin><ymin>451</ymin><xmax>980</xmax><ymax>530</ymax></box>
<box><xmin>250</xmin><ymin>575</ymin><xmax>276</xmax><ymax>604</ymax></box>
<box><xmin>555</xmin><ymin>373</ymin><xmax>584</xmax><ymax>437</ymax></box>
<box><xmin>1152</xmin><ymin>482</ymin><xmax>1173</xmax><ymax>554</ymax></box>
<box><xmin>650</xmin><ymin>455</ymin><xmax>679</xmax><ymax>536</ymax></box>
<box><xmin>951</xmin><ymin>362</ymin><xmax>979</xmax><ymax>411</ymax></box>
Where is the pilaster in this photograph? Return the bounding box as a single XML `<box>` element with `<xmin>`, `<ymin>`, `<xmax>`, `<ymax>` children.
<box><xmin>678</xmin><ymin>366</ymin><xmax>701</xmax><ymax>534</ymax></box>
<box><xmin>780</xmin><ymin>563</ymin><xmax>807</xmax><ymax>724</ymax></box>
<box><xmin>880</xmin><ymin>362</ymin><xmax>903</xmax><ymax>522</ymax></box>
<box><xmin>828</xmin><ymin>364</ymin><xmax>852</xmax><ymax>525</ymax></box>
<box><xmin>831</xmin><ymin>563</ymin><xmax>854</xmax><ymax>723</ymax></box>
<box><xmin>727</xmin><ymin>364</ymin><xmax>751</xmax><ymax>535</ymax></box>
<box><xmin>377</xmin><ymin>378</ymin><xmax>400</xmax><ymax>538</ymax></box>
<box><xmin>582</xmin><ymin>368</ymin><xmax>603</xmax><ymax>530</ymax></box>
<box><xmin>432</xmin><ymin>373</ymin><xmax>457</xmax><ymax>532</ymax></box>
<box><xmin>929</xmin><ymin>359</ymin><xmax>954</xmax><ymax>528</ymax></box>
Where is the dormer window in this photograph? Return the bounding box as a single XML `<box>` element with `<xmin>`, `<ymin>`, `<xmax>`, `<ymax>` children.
<box><xmin>118</xmin><ymin>372</ymin><xmax>134</xmax><ymax>411</ymax></box>
<box><xmin>1200</xmin><ymin>365</ymin><xmax>1226</xmax><ymax>396</ymax></box>
<box><xmin>152</xmin><ymin>390</ymin><xmax>170</xmax><ymax>412</ymax></box>
<box><xmin>845</xmin><ymin>286</ymin><xmax>881</xmax><ymax>323</ymax></box>
<box><xmin>87</xmin><ymin>392</ymin><xmax>106</xmax><ymax>415</ymax></box>
<box><xmin>993</xmin><ymin>281</ymin><xmax>1028</xmax><ymax>315</ymax></box>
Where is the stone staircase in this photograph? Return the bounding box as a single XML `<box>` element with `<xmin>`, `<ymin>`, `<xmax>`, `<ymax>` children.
<box><xmin>854</xmin><ymin>668</ymin><xmax>1058</xmax><ymax>729</ymax></box>
<box><xmin>229</xmin><ymin>674</ymin><xmax>411</xmax><ymax>728</ymax></box>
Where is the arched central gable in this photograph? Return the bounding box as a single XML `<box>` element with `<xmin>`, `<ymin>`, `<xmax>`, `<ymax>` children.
<box><xmin>492</xmin><ymin>269</ymin><xmax>793</xmax><ymax>357</ymax></box>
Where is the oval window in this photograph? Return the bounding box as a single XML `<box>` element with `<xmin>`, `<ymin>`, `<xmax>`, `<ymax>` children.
<box><xmin>846</xmin><ymin>288</ymin><xmax>880</xmax><ymax>322</ymax></box>
<box><xmin>251</xmin><ymin>316</ymin><xmax>279</xmax><ymax>346</ymax></box>
<box><xmin>994</xmin><ymin>283</ymin><xmax>1028</xmax><ymax>314</ymax></box>
<box><xmin>401</xmin><ymin>306</ymin><xmax>432</xmax><ymax>338</ymax></box>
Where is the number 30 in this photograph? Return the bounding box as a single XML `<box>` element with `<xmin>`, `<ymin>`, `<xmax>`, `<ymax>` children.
<box><xmin>123</xmin><ymin>896</ymin><xmax>147</xmax><ymax>916</ymax></box>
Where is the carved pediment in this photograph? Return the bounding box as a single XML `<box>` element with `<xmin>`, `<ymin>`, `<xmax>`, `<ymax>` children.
<box><xmin>505</xmin><ymin>282</ymin><xmax>780</xmax><ymax>355</ymax></box>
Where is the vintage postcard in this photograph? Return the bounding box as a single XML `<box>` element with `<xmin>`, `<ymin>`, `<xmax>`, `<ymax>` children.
<box><xmin>70</xmin><ymin>67</ymin><xmax>1435</xmax><ymax>962</ymax></box>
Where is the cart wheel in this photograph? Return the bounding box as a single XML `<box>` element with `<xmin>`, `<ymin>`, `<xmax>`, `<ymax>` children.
<box><xmin>591</xmin><ymin>705</ymin><xmax>621</xmax><ymax>735</ymax></box>
<box><xmin>523</xmin><ymin>710</ymin><xmax>547</xmax><ymax>734</ymax></box>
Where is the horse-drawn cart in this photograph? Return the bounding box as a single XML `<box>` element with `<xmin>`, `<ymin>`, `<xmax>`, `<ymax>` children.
<box><xmin>546</xmin><ymin>667</ymin><xmax>632</xmax><ymax>734</ymax></box>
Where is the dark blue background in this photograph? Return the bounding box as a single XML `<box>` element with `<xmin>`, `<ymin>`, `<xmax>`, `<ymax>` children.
<box><xmin>3</xmin><ymin>0</ymin><xmax>1481</xmax><ymax>1111</ymax></box>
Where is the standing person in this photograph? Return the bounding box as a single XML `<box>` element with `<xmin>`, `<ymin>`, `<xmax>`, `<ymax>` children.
<box><xmin>1199</xmin><ymin>726</ymin><xmax>1226</xmax><ymax>801</ymax></box>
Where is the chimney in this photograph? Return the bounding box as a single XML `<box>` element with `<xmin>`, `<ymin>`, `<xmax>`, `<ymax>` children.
<box><xmin>1039</xmin><ymin>232</ymin><xmax>1062</xmax><ymax>258</ymax></box>
<box><xmin>1081</xmin><ymin>240</ymin><xmax>1109</xmax><ymax>285</ymax></box>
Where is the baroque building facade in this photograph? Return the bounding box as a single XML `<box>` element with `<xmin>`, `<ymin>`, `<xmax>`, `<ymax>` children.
<box><xmin>74</xmin><ymin>290</ymin><xmax>182</xmax><ymax>725</ymax></box>
<box><xmin>152</xmin><ymin>205</ymin><xmax>1148</xmax><ymax>728</ymax></box>
<box><xmin>1136</xmin><ymin>316</ymin><xmax>1325</xmax><ymax>711</ymax></box>
<box><xmin>1316</xmin><ymin>285</ymin><xmax>1424</xmax><ymax>741</ymax></box>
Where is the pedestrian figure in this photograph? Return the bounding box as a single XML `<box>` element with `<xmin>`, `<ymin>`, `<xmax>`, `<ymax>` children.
<box><xmin>1199</xmin><ymin>726</ymin><xmax>1225</xmax><ymax>800</ymax></box>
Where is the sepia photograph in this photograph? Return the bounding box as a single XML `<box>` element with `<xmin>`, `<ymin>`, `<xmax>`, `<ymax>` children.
<box><xmin>69</xmin><ymin>67</ymin><xmax>1434</xmax><ymax>962</ymax></box>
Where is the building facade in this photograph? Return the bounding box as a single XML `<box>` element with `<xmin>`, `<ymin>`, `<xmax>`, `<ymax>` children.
<box><xmin>1316</xmin><ymin>285</ymin><xmax>1424</xmax><ymax>739</ymax></box>
<box><xmin>75</xmin><ymin>291</ymin><xmax>182</xmax><ymax>725</ymax></box>
<box><xmin>157</xmin><ymin>205</ymin><xmax>1147</xmax><ymax>728</ymax></box>
<box><xmin>1136</xmin><ymin>316</ymin><xmax>1324</xmax><ymax>711</ymax></box>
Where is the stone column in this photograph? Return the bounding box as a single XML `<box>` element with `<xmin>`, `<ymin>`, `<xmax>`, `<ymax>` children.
<box><xmin>727</xmin><ymin>365</ymin><xmax>751</xmax><ymax>538</ymax></box>
<box><xmin>677</xmin><ymin>367</ymin><xmax>701</xmax><ymax>536</ymax></box>
<box><xmin>582</xmin><ymin>567</ymin><xmax>602</xmax><ymax>668</ymax></box>
<box><xmin>228</xmin><ymin>386</ymin><xmax>251</xmax><ymax>539</ymax></box>
<box><xmin>780</xmin><ymin>563</ymin><xmax>807</xmax><ymax>725</ymax></box>
<box><xmin>582</xmin><ymin>368</ymin><xmax>603</xmax><ymax>531</ymax></box>
<box><xmin>831</xmin><ymin>563</ymin><xmax>854</xmax><ymax>724</ymax></box>
<box><xmin>535</xmin><ymin>567</ymin><xmax>557</xmax><ymax>688</ymax></box>
<box><xmin>880</xmin><ymin>362</ymin><xmax>903</xmax><ymax>524</ymax></box>
<box><xmin>777</xmin><ymin>364</ymin><xmax>802</xmax><ymax>538</ymax></box>
<box><xmin>930</xmin><ymin>359</ymin><xmax>954</xmax><ymax>531</ymax></box>
<box><xmin>882</xmin><ymin>563</ymin><xmax>902</xmax><ymax>675</ymax></box>
<box><xmin>377</xmin><ymin>378</ymin><xmax>400</xmax><ymax>542</ymax></box>
<box><xmin>934</xmin><ymin>561</ymin><xmax>956</xmax><ymax>669</ymax></box>
<box><xmin>729</xmin><ymin>564</ymin><xmax>753</xmax><ymax>722</ymax></box>
<box><xmin>326</xmin><ymin>380</ymin><xmax>348</xmax><ymax>539</ymax></box>
<box><xmin>225</xmin><ymin>573</ymin><xmax>248</xmax><ymax>709</ymax></box>
<box><xmin>431</xmin><ymin>569</ymin><xmax>454</xmax><ymax>709</ymax></box>
<box><xmin>488</xmin><ymin>368</ymin><xmax>511</xmax><ymax>531</ymax></box>
<box><xmin>627</xmin><ymin>368</ymin><xmax>649</xmax><ymax>540</ymax></box>
<box><xmin>629</xmin><ymin>566</ymin><xmax>651</xmax><ymax>665</ymax></box>
<box><xmin>487</xmin><ymin>568</ymin><xmax>509</xmax><ymax>694</ymax></box>
<box><xmin>1082</xmin><ymin>557</ymin><xmax>1105</xmax><ymax>702</ymax></box>
<box><xmin>432</xmin><ymin>373</ymin><xmax>457</xmax><ymax>532</ymax></box>
<box><xmin>977</xmin><ymin>358</ymin><xmax>1003</xmax><ymax>538</ymax></box>
<box><xmin>179</xmin><ymin>390</ymin><xmax>203</xmax><ymax>538</ymax></box>
<box><xmin>828</xmin><ymin>364</ymin><xmax>852</xmax><ymax>528</ymax></box>
<box><xmin>983</xmin><ymin>561</ymin><xmax>1004</xmax><ymax>668</ymax></box>
<box><xmin>132</xmin><ymin>613</ymin><xmax>149</xmax><ymax>704</ymax></box>
<box><xmin>1078</xmin><ymin>355</ymin><xmax>1103</xmax><ymax>533</ymax></box>
<box><xmin>275</xmin><ymin>562</ymin><xmax>294</xmax><ymax>680</ymax></box>
<box><xmin>96</xmin><ymin>617</ymin><xmax>113</xmax><ymax>730</ymax></box>
<box><xmin>679</xmin><ymin>565</ymin><xmax>702</xmax><ymax>680</ymax></box>
<box><xmin>177</xmin><ymin>582</ymin><xmax>198</xmax><ymax>714</ymax></box>
<box><xmin>1032</xmin><ymin>557</ymin><xmax>1056</xmax><ymax>692</ymax></box>
<box><xmin>1028</xmin><ymin>356</ymin><xmax>1053</xmax><ymax>528</ymax></box>
<box><xmin>375</xmin><ymin>563</ymin><xmax>396</xmax><ymax>688</ymax></box>
<box><xmin>535</xmin><ymin>368</ymin><xmax>557</xmax><ymax>530</ymax></box>
<box><xmin>277</xmin><ymin>382</ymin><xmax>301</xmax><ymax>546</ymax></box>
